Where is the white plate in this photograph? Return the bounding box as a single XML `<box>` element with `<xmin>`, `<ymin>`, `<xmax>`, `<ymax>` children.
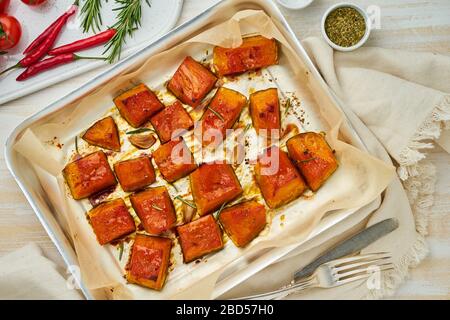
<box><xmin>0</xmin><ymin>0</ymin><xmax>183</xmax><ymax>104</ymax></box>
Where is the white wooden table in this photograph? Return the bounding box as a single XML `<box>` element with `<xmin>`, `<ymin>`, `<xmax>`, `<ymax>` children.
<box><xmin>0</xmin><ymin>0</ymin><xmax>449</xmax><ymax>299</ymax></box>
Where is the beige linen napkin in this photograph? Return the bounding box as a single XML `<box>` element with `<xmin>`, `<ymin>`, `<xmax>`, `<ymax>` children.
<box><xmin>221</xmin><ymin>37</ymin><xmax>449</xmax><ymax>299</ymax></box>
<box><xmin>0</xmin><ymin>243</ymin><xmax>83</xmax><ymax>299</ymax></box>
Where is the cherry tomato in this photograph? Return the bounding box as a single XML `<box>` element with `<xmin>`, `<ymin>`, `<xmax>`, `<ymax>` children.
<box><xmin>0</xmin><ymin>0</ymin><xmax>10</xmax><ymax>13</ymax></box>
<box><xmin>0</xmin><ymin>14</ymin><xmax>22</xmax><ymax>50</ymax></box>
<box><xmin>21</xmin><ymin>0</ymin><xmax>47</xmax><ymax>5</ymax></box>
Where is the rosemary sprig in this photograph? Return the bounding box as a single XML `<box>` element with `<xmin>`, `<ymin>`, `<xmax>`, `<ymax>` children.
<box><xmin>175</xmin><ymin>195</ymin><xmax>196</xmax><ymax>209</ymax></box>
<box><xmin>104</xmin><ymin>0</ymin><xmax>151</xmax><ymax>63</ymax></box>
<box><xmin>80</xmin><ymin>0</ymin><xmax>105</xmax><ymax>34</ymax></box>
<box><xmin>126</xmin><ymin>127</ymin><xmax>155</xmax><ymax>135</ymax></box>
<box><xmin>118</xmin><ymin>241</ymin><xmax>124</xmax><ymax>260</ymax></box>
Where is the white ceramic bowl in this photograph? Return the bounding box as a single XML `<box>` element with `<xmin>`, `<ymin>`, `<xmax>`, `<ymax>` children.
<box><xmin>321</xmin><ymin>2</ymin><xmax>371</xmax><ymax>52</ymax></box>
<box><xmin>276</xmin><ymin>0</ymin><xmax>314</xmax><ymax>10</ymax></box>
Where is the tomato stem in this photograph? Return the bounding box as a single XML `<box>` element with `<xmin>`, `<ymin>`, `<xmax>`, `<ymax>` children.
<box><xmin>0</xmin><ymin>63</ymin><xmax>20</xmax><ymax>76</ymax></box>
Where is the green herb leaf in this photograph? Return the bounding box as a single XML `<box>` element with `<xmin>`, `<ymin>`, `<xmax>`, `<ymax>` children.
<box><xmin>152</xmin><ymin>204</ymin><xmax>163</xmax><ymax>211</ymax></box>
<box><xmin>215</xmin><ymin>201</ymin><xmax>227</xmax><ymax>218</ymax></box>
<box><xmin>80</xmin><ymin>0</ymin><xmax>104</xmax><ymax>33</ymax></box>
<box><xmin>126</xmin><ymin>127</ymin><xmax>155</xmax><ymax>135</ymax></box>
<box><xmin>104</xmin><ymin>0</ymin><xmax>152</xmax><ymax>63</ymax></box>
<box><xmin>298</xmin><ymin>157</ymin><xmax>317</xmax><ymax>164</ymax></box>
<box><xmin>175</xmin><ymin>195</ymin><xmax>196</xmax><ymax>209</ymax></box>
<box><xmin>284</xmin><ymin>98</ymin><xmax>292</xmax><ymax>116</ymax></box>
<box><xmin>208</xmin><ymin>106</ymin><xmax>225</xmax><ymax>121</ymax></box>
<box><xmin>168</xmin><ymin>182</ymin><xmax>179</xmax><ymax>192</ymax></box>
<box><xmin>75</xmin><ymin>136</ymin><xmax>79</xmax><ymax>154</ymax></box>
<box><xmin>118</xmin><ymin>241</ymin><xmax>124</xmax><ymax>261</ymax></box>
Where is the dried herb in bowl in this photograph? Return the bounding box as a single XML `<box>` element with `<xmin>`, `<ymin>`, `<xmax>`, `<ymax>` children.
<box><xmin>325</xmin><ymin>7</ymin><xmax>366</xmax><ymax>48</ymax></box>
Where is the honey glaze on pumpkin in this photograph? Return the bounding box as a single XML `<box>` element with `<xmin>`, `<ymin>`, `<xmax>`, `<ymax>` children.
<box><xmin>129</xmin><ymin>244</ymin><xmax>163</xmax><ymax>281</ymax></box>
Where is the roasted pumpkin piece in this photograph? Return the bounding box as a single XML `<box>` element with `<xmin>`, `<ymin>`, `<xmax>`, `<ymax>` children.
<box><xmin>114</xmin><ymin>156</ymin><xmax>156</xmax><ymax>192</ymax></box>
<box><xmin>286</xmin><ymin>132</ymin><xmax>338</xmax><ymax>191</ymax></box>
<box><xmin>130</xmin><ymin>186</ymin><xmax>177</xmax><ymax>235</ymax></box>
<box><xmin>167</xmin><ymin>56</ymin><xmax>217</xmax><ymax>107</ymax></box>
<box><xmin>190</xmin><ymin>163</ymin><xmax>243</xmax><ymax>216</ymax></box>
<box><xmin>249</xmin><ymin>88</ymin><xmax>280</xmax><ymax>135</ymax></box>
<box><xmin>152</xmin><ymin>138</ymin><xmax>197</xmax><ymax>183</ymax></box>
<box><xmin>114</xmin><ymin>84</ymin><xmax>164</xmax><ymax>128</ymax></box>
<box><xmin>177</xmin><ymin>214</ymin><xmax>223</xmax><ymax>263</ymax></box>
<box><xmin>82</xmin><ymin>116</ymin><xmax>121</xmax><ymax>152</ymax></box>
<box><xmin>126</xmin><ymin>234</ymin><xmax>172</xmax><ymax>290</ymax></box>
<box><xmin>219</xmin><ymin>200</ymin><xmax>266</xmax><ymax>247</ymax></box>
<box><xmin>63</xmin><ymin>151</ymin><xmax>117</xmax><ymax>200</ymax></box>
<box><xmin>199</xmin><ymin>87</ymin><xmax>247</xmax><ymax>147</ymax></box>
<box><xmin>150</xmin><ymin>100</ymin><xmax>194</xmax><ymax>143</ymax></box>
<box><xmin>255</xmin><ymin>146</ymin><xmax>306</xmax><ymax>209</ymax></box>
<box><xmin>88</xmin><ymin>198</ymin><xmax>136</xmax><ymax>245</ymax></box>
<box><xmin>213</xmin><ymin>35</ymin><xmax>278</xmax><ymax>76</ymax></box>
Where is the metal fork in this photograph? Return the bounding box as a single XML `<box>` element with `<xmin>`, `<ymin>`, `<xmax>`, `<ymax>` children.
<box><xmin>236</xmin><ymin>252</ymin><xmax>394</xmax><ymax>300</ymax></box>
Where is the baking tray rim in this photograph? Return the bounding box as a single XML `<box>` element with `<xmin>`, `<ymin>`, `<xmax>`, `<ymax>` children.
<box><xmin>5</xmin><ymin>0</ymin><xmax>371</xmax><ymax>300</ymax></box>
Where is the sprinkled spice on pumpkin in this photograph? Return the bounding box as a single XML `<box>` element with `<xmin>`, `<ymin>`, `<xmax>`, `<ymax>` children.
<box><xmin>325</xmin><ymin>7</ymin><xmax>366</xmax><ymax>47</ymax></box>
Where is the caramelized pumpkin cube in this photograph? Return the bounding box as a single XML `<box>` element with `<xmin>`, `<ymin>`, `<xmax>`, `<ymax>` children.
<box><xmin>190</xmin><ymin>163</ymin><xmax>243</xmax><ymax>216</ymax></box>
<box><xmin>82</xmin><ymin>116</ymin><xmax>121</xmax><ymax>152</ymax></box>
<box><xmin>114</xmin><ymin>84</ymin><xmax>164</xmax><ymax>128</ymax></box>
<box><xmin>63</xmin><ymin>151</ymin><xmax>117</xmax><ymax>200</ymax></box>
<box><xmin>255</xmin><ymin>146</ymin><xmax>306</xmax><ymax>209</ymax></box>
<box><xmin>130</xmin><ymin>186</ymin><xmax>176</xmax><ymax>235</ymax></box>
<box><xmin>88</xmin><ymin>198</ymin><xmax>136</xmax><ymax>245</ymax></box>
<box><xmin>219</xmin><ymin>200</ymin><xmax>266</xmax><ymax>247</ymax></box>
<box><xmin>177</xmin><ymin>215</ymin><xmax>223</xmax><ymax>263</ymax></box>
<box><xmin>126</xmin><ymin>234</ymin><xmax>172</xmax><ymax>290</ymax></box>
<box><xmin>213</xmin><ymin>36</ymin><xmax>278</xmax><ymax>76</ymax></box>
<box><xmin>167</xmin><ymin>56</ymin><xmax>217</xmax><ymax>107</ymax></box>
<box><xmin>249</xmin><ymin>88</ymin><xmax>280</xmax><ymax>135</ymax></box>
<box><xmin>199</xmin><ymin>87</ymin><xmax>247</xmax><ymax>147</ymax></box>
<box><xmin>286</xmin><ymin>132</ymin><xmax>338</xmax><ymax>191</ymax></box>
<box><xmin>152</xmin><ymin>138</ymin><xmax>197</xmax><ymax>183</ymax></box>
<box><xmin>150</xmin><ymin>100</ymin><xmax>194</xmax><ymax>143</ymax></box>
<box><xmin>114</xmin><ymin>156</ymin><xmax>156</xmax><ymax>192</ymax></box>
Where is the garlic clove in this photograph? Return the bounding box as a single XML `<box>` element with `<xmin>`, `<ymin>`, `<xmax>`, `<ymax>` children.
<box><xmin>128</xmin><ymin>133</ymin><xmax>157</xmax><ymax>149</ymax></box>
<box><xmin>182</xmin><ymin>203</ymin><xmax>197</xmax><ymax>223</ymax></box>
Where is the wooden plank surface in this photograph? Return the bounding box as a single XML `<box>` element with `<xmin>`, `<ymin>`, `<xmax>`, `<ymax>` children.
<box><xmin>0</xmin><ymin>0</ymin><xmax>448</xmax><ymax>299</ymax></box>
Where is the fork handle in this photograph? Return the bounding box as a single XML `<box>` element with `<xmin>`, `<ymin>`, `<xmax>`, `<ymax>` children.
<box><xmin>294</xmin><ymin>218</ymin><xmax>399</xmax><ymax>281</ymax></box>
<box><xmin>236</xmin><ymin>277</ymin><xmax>316</xmax><ymax>300</ymax></box>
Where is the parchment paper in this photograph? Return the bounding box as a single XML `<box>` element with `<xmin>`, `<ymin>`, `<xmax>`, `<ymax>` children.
<box><xmin>13</xmin><ymin>10</ymin><xmax>395</xmax><ymax>299</ymax></box>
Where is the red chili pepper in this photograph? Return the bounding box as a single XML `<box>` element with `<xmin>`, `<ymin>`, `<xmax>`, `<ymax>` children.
<box><xmin>20</xmin><ymin>12</ymin><xmax>74</xmax><ymax>67</ymax></box>
<box><xmin>48</xmin><ymin>29</ymin><xmax>116</xmax><ymax>56</ymax></box>
<box><xmin>0</xmin><ymin>5</ymin><xmax>77</xmax><ymax>76</ymax></box>
<box><xmin>23</xmin><ymin>4</ymin><xmax>77</xmax><ymax>54</ymax></box>
<box><xmin>16</xmin><ymin>53</ymin><xmax>105</xmax><ymax>81</ymax></box>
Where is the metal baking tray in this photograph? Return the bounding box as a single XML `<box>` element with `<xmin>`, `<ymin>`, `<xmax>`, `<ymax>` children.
<box><xmin>5</xmin><ymin>0</ymin><xmax>378</xmax><ymax>300</ymax></box>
